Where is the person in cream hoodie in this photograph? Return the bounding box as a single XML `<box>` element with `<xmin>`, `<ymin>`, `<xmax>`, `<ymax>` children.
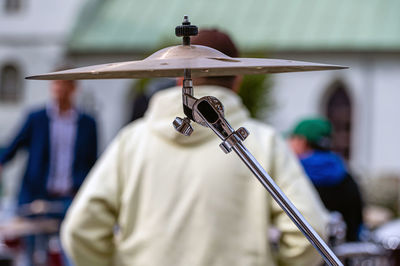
<box><xmin>61</xmin><ymin>29</ymin><xmax>329</xmax><ymax>266</ymax></box>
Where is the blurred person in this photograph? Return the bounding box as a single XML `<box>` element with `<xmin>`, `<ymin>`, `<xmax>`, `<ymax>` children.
<box><xmin>0</xmin><ymin>78</ymin><xmax>97</xmax><ymax>265</ymax></box>
<box><xmin>288</xmin><ymin>118</ymin><xmax>363</xmax><ymax>242</ymax></box>
<box><xmin>0</xmin><ymin>79</ymin><xmax>97</xmax><ymax>214</ymax></box>
<box><xmin>61</xmin><ymin>29</ymin><xmax>329</xmax><ymax>266</ymax></box>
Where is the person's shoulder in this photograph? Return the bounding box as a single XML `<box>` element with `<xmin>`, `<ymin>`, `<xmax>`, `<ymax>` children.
<box><xmin>314</xmin><ymin>150</ymin><xmax>343</xmax><ymax>162</ymax></box>
<box><xmin>118</xmin><ymin>119</ymin><xmax>147</xmax><ymax>138</ymax></box>
<box><xmin>77</xmin><ymin>111</ymin><xmax>96</xmax><ymax>124</ymax></box>
<box><xmin>108</xmin><ymin>119</ymin><xmax>147</xmax><ymax>151</ymax></box>
<box><xmin>27</xmin><ymin>107</ymin><xmax>47</xmax><ymax>120</ymax></box>
<box><xmin>241</xmin><ymin>119</ymin><xmax>288</xmax><ymax>155</ymax></box>
<box><xmin>244</xmin><ymin>118</ymin><xmax>280</xmax><ymax>139</ymax></box>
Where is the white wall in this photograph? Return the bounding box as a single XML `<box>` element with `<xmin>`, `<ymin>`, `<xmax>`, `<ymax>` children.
<box><xmin>0</xmin><ymin>0</ymin><xmax>85</xmax><ymax>141</ymax></box>
<box><xmin>0</xmin><ymin>0</ymin><xmax>83</xmax><ymax>38</ymax></box>
<box><xmin>0</xmin><ymin>45</ymin><xmax>59</xmax><ymax>141</ymax></box>
<box><xmin>268</xmin><ymin>53</ymin><xmax>400</xmax><ymax>178</ymax></box>
<box><xmin>369</xmin><ymin>57</ymin><xmax>400</xmax><ymax>174</ymax></box>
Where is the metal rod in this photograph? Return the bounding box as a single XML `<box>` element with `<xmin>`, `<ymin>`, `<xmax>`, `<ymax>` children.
<box><xmin>184</xmin><ymin>69</ymin><xmax>191</xmax><ymax>80</ymax></box>
<box><xmin>231</xmin><ymin>142</ymin><xmax>343</xmax><ymax>266</ymax></box>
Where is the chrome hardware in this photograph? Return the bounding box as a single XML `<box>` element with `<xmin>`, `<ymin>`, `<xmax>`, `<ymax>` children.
<box><xmin>236</xmin><ymin>127</ymin><xmax>249</xmax><ymax>141</ymax></box>
<box><xmin>172</xmin><ymin>117</ymin><xmax>193</xmax><ymax>136</ymax></box>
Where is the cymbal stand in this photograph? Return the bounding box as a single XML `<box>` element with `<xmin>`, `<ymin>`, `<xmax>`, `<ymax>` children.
<box><xmin>172</xmin><ymin>16</ymin><xmax>343</xmax><ymax>266</ymax></box>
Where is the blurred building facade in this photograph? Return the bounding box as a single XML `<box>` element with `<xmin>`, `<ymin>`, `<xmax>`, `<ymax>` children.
<box><xmin>66</xmin><ymin>0</ymin><xmax>400</xmax><ymax>179</ymax></box>
<box><xmin>1</xmin><ymin>0</ymin><xmax>400</xmax><ymax>193</ymax></box>
<box><xmin>0</xmin><ymin>0</ymin><xmax>84</xmax><ymax>201</ymax></box>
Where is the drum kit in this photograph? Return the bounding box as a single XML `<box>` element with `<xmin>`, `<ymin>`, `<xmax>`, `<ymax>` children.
<box><xmin>0</xmin><ymin>200</ymin><xmax>64</xmax><ymax>266</ymax></box>
<box><xmin>330</xmin><ymin>218</ymin><xmax>400</xmax><ymax>265</ymax></box>
<box><xmin>27</xmin><ymin>16</ymin><xmax>348</xmax><ymax>265</ymax></box>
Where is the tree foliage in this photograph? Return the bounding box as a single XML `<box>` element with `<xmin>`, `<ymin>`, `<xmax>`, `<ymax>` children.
<box><xmin>238</xmin><ymin>74</ymin><xmax>274</xmax><ymax>120</ymax></box>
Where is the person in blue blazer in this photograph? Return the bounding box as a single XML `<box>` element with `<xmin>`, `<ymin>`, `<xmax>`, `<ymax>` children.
<box><xmin>0</xmin><ymin>79</ymin><xmax>97</xmax><ymax>216</ymax></box>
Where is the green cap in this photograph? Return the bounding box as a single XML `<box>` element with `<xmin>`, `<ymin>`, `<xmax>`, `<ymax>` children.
<box><xmin>291</xmin><ymin>118</ymin><xmax>332</xmax><ymax>149</ymax></box>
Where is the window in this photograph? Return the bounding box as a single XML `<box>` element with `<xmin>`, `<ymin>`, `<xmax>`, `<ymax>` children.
<box><xmin>324</xmin><ymin>81</ymin><xmax>352</xmax><ymax>160</ymax></box>
<box><xmin>0</xmin><ymin>64</ymin><xmax>22</xmax><ymax>102</ymax></box>
<box><xmin>4</xmin><ymin>0</ymin><xmax>21</xmax><ymax>12</ymax></box>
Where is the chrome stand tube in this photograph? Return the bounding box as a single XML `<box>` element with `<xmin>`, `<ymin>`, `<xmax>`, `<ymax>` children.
<box><xmin>231</xmin><ymin>141</ymin><xmax>342</xmax><ymax>266</ymax></box>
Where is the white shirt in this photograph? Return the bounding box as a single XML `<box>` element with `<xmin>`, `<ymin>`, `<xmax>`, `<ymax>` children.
<box><xmin>46</xmin><ymin>103</ymin><xmax>78</xmax><ymax>196</ymax></box>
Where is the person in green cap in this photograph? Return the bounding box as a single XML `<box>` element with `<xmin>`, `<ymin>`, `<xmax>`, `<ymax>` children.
<box><xmin>288</xmin><ymin>117</ymin><xmax>364</xmax><ymax>242</ymax></box>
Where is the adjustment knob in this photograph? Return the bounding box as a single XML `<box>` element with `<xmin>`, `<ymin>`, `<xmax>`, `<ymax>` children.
<box><xmin>175</xmin><ymin>25</ymin><xmax>198</xmax><ymax>37</ymax></box>
<box><xmin>175</xmin><ymin>15</ymin><xmax>198</xmax><ymax>45</ymax></box>
<box><xmin>219</xmin><ymin>142</ymin><xmax>232</xmax><ymax>154</ymax></box>
<box><xmin>173</xmin><ymin>117</ymin><xmax>194</xmax><ymax>136</ymax></box>
<box><xmin>236</xmin><ymin>127</ymin><xmax>249</xmax><ymax>141</ymax></box>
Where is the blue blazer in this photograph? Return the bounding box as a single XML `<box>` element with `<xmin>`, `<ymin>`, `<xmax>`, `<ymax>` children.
<box><xmin>0</xmin><ymin>108</ymin><xmax>98</xmax><ymax>205</ymax></box>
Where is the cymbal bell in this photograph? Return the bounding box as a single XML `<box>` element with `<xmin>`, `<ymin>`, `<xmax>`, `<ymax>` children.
<box><xmin>26</xmin><ymin>45</ymin><xmax>346</xmax><ymax>80</ymax></box>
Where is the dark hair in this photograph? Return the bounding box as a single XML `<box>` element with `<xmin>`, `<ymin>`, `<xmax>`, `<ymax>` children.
<box><xmin>308</xmin><ymin>141</ymin><xmax>331</xmax><ymax>151</ymax></box>
<box><xmin>191</xmin><ymin>29</ymin><xmax>239</xmax><ymax>89</ymax></box>
<box><xmin>191</xmin><ymin>29</ymin><xmax>239</xmax><ymax>58</ymax></box>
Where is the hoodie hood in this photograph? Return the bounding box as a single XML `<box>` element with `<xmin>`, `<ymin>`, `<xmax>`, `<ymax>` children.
<box><xmin>145</xmin><ymin>85</ymin><xmax>249</xmax><ymax>145</ymax></box>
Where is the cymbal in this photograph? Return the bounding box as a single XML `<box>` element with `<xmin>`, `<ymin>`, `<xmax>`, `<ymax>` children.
<box><xmin>18</xmin><ymin>199</ymin><xmax>66</xmax><ymax>216</ymax></box>
<box><xmin>0</xmin><ymin>218</ymin><xmax>60</xmax><ymax>238</ymax></box>
<box><xmin>26</xmin><ymin>45</ymin><xmax>346</xmax><ymax>80</ymax></box>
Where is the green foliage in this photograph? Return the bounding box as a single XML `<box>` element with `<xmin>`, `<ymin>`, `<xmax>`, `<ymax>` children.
<box><xmin>132</xmin><ymin>78</ymin><xmax>150</xmax><ymax>94</ymax></box>
<box><xmin>238</xmin><ymin>74</ymin><xmax>274</xmax><ymax>120</ymax></box>
<box><xmin>131</xmin><ymin>73</ymin><xmax>275</xmax><ymax>121</ymax></box>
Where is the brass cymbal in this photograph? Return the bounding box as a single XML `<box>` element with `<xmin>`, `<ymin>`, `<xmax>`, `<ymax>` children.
<box><xmin>26</xmin><ymin>45</ymin><xmax>346</xmax><ymax>80</ymax></box>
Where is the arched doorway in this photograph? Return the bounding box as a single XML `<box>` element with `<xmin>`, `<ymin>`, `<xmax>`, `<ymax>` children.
<box><xmin>324</xmin><ymin>81</ymin><xmax>352</xmax><ymax>161</ymax></box>
<box><xmin>0</xmin><ymin>64</ymin><xmax>22</xmax><ymax>103</ymax></box>
<box><xmin>4</xmin><ymin>0</ymin><xmax>22</xmax><ymax>13</ymax></box>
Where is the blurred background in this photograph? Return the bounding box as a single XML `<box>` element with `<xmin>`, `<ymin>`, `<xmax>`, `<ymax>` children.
<box><xmin>0</xmin><ymin>0</ymin><xmax>400</xmax><ymax>264</ymax></box>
